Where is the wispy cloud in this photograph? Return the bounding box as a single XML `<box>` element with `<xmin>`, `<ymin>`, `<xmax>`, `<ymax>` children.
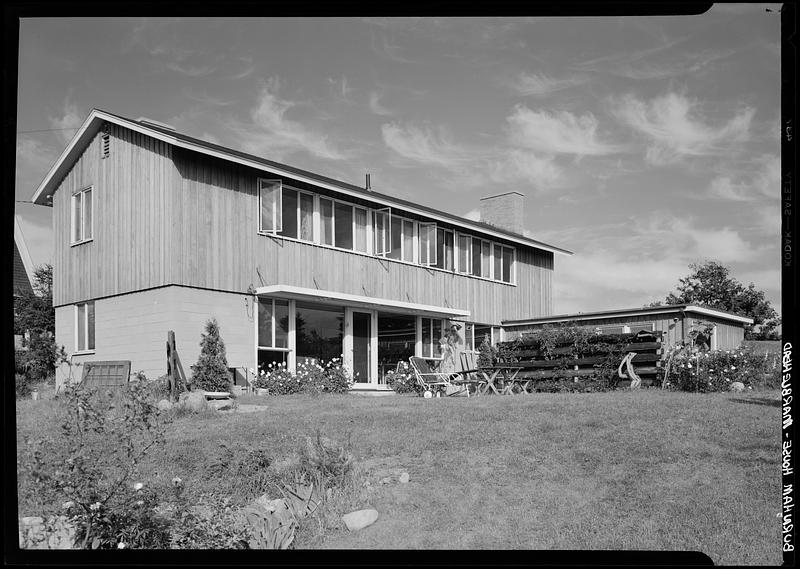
<box><xmin>368</xmin><ymin>92</ymin><xmax>393</xmax><ymax>116</ymax></box>
<box><xmin>708</xmin><ymin>154</ymin><xmax>780</xmax><ymax>201</ymax></box>
<box><xmin>328</xmin><ymin>75</ymin><xmax>355</xmax><ymax>101</ymax></box>
<box><xmin>509</xmin><ymin>72</ymin><xmax>588</xmax><ymax>97</ymax></box>
<box><xmin>130</xmin><ymin>18</ymin><xmax>218</xmax><ymax>77</ymax></box>
<box><xmin>371</xmin><ymin>33</ymin><xmax>418</xmax><ymax>64</ymax></box>
<box><xmin>381</xmin><ymin>121</ymin><xmax>470</xmax><ymax>168</ymax></box>
<box><xmin>181</xmin><ymin>87</ymin><xmax>236</xmax><ymax>106</ymax></box>
<box><xmin>232</xmin><ymin>78</ymin><xmax>349</xmax><ymax>161</ymax></box>
<box><xmin>48</xmin><ymin>101</ymin><xmax>83</xmax><ymax>143</ymax></box>
<box><xmin>613</xmin><ymin>92</ymin><xmax>755</xmax><ymax>165</ymax></box>
<box><xmin>507</xmin><ymin>105</ymin><xmax>626</xmax><ymax>156</ymax></box>
<box><xmin>487</xmin><ymin>149</ymin><xmax>563</xmax><ymax>190</ymax></box>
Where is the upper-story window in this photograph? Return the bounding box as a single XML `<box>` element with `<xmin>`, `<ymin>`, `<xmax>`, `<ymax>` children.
<box><xmin>257</xmin><ymin>178</ymin><xmax>514</xmax><ymax>283</ymax></box>
<box><xmin>71</xmin><ymin>186</ymin><xmax>93</xmax><ymax>245</ymax></box>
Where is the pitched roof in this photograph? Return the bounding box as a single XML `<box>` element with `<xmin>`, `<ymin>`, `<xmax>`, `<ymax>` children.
<box><xmin>14</xmin><ymin>217</ymin><xmax>34</xmax><ymax>296</ymax></box>
<box><xmin>502</xmin><ymin>303</ymin><xmax>754</xmax><ymax>326</ymax></box>
<box><xmin>31</xmin><ymin>109</ymin><xmax>573</xmax><ymax>256</ymax></box>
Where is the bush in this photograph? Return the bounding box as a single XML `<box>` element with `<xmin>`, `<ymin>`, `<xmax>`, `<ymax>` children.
<box><xmin>663</xmin><ymin>345</ymin><xmax>779</xmax><ymax>392</ymax></box>
<box><xmin>26</xmin><ymin>381</ymin><xmax>172</xmax><ymax>548</ymax></box>
<box><xmin>385</xmin><ymin>361</ymin><xmax>420</xmax><ymax>394</ymax></box>
<box><xmin>16</xmin><ymin>373</ymin><xmax>33</xmax><ymax>399</ymax></box>
<box><xmin>192</xmin><ymin>318</ymin><xmax>231</xmax><ymax>392</ymax></box>
<box><xmin>253</xmin><ymin>358</ymin><xmax>353</xmax><ymax>395</ymax></box>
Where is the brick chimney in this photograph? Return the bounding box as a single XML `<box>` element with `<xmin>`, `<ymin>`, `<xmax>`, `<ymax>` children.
<box><xmin>479</xmin><ymin>191</ymin><xmax>525</xmax><ymax>235</ymax></box>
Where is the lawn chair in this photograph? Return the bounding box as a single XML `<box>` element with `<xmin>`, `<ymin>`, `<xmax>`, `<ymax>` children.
<box><xmin>458</xmin><ymin>352</ymin><xmax>486</xmax><ymax>395</ymax></box>
<box><xmin>408</xmin><ymin>357</ymin><xmax>468</xmax><ymax>398</ymax></box>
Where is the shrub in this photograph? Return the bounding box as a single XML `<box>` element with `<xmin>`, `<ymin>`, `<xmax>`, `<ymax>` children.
<box><xmin>16</xmin><ymin>373</ymin><xmax>33</xmax><ymax>399</ymax></box>
<box><xmin>385</xmin><ymin>361</ymin><xmax>420</xmax><ymax>394</ymax></box>
<box><xmin>192</xmin><ymin>318</ymin><xmax>231</xmax><ymax>392</ymax></box>
<box><xmin>26</xmin><ymin>381</ymin><xmax>172</xmax><ymax>548</ymax></box>
<box><xmin>253</xmin><ymin>358</ymin><xmax>353</xmax><ymax>395</ymax></box>
<box><xmin>254</xmin><ymin>363</ymin><xmax>300</xmax><ymax>395</ymax></box>
<box><xmin>663</xmin><ymin>345</ymin><xmax>779</xmax><ymax>392</ymax></box>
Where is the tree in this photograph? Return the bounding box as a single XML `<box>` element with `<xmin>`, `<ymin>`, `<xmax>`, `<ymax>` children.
<box><xmin>192</xmin><ymin>318</ymin><xmax>231</xmax><ymax>392</ymax></box>
<box><xmin>14</xmin><ymin>264</ymin><xmax>65</xmax><ymax>381</ymax></box>
<box><xmin>662</xmin><ymin>261</ymin><xmax>780</xmax><ymax>340</ymax></box>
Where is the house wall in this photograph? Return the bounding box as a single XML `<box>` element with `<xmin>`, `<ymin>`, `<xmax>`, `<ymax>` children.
<box><xmin>168</xmin><ymin>146</ymin><xmax>554</xmax><ymax>325</ymax></box>
<box><xmin>685</xmin><ymin>314</ymin><xmax>745</xmax><ymax>350</ymax></box>
<box><xmin>52</xmin><ymin>124</ymin><xmax>177</xmax><ymax>307</ymax></box>
<box><xmin>52</xmin><ymin>124</ymin><xmax>554</xmax><ymax>325</ymax></box>
<box><xmin>54</xmin><ymin>285</ymin><xmax>255</xmax><ymax>390</ymax></box>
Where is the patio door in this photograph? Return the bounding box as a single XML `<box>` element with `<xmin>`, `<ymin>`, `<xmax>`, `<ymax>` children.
<box><xmin>351</xmin><ymin>311</ymin><xmax>373</xmax><ymax>383</ymax></box>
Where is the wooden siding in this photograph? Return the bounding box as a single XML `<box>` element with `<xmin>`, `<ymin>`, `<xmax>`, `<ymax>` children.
<box><xmin>168</xmin><ymin>147</ymin><xmax>553</xmax><ymax>324</ymax></box>
<box><xmin>55</xmin><ymin>286</ymin><xmax>255</xmax><ymax>387</ymax></box>
<box><xmin>503</xmin><ymin>312</ymin><xmax>746</xmax><ymax>350</ymax></box>
<box><xmin>52</xmin><ymin>124</ymin><xmax>176</xmax><ymax>306</ymax></box>
<box><xmin>52</xmin><ymin>124</ymin><xmax>553</xmax><ymax>324</ymax></box>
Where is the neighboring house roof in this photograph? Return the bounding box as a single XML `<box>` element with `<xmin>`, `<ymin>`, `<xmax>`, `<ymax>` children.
<box><xmin>31</xmin><ymin>109</ymin><xmax>573</xmax><ymax>257</ymax></box>
<box><xmin>14</xmin><ymin>216</ymin><xmax>35</xmax><ymax>296</ymax></box>
<box><xmin>502</xmin><ymin>303</ymin><xmax>755</xmax><ymax>326</ymax></box>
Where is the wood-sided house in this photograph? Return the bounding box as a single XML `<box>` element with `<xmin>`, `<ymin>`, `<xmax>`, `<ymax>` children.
<box><xmin>32</xmin><ymin>109</ymin><xmax>572</xmax><ymax>390</ymax></box>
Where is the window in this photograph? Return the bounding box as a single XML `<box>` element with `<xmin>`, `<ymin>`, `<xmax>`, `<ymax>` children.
<box><xmin>387</xmin><ymin>215</ymin><xmax>416</xmax><ymax>261</ymax></box>
<box><xmin>320</xmin><ymin>198</ymin><xmax>334</xmax><ymax>245</ymax></box>
<box><xmin>464</xmin><ymin>322</ymin><xmax>475</xmax><ymax>351</ymax></box>
<box><xmin>279</xmin><ymin>188</ymin><xmax>298</xmax><ymax>238</ymax></box>
<box><xmin>420</xmin><ymin>317</ymin><xmax>444</xmax><ymax>358</ymax></box>
<box><xmin>481</xmin><ymin>240</ymin><xmax>492</xmax><ymax>279</ymax></box>
<box><xmin>258</xmin><ymin>298</ymin><xmax>289</xmax><ymax>349</ymax></box>
<box><xmin>299</xmin><ymin>193</ymin><xmax>314</xmax><ymax>241</ymax></box>
<box><xmin>457</xmin><ymin>233</ymin><xmax>471</xmax><ymax>274</ymax></box>
<box><xmin>75</xmin><ymin>301</ymin><xmax>95</xmax><ymax>352</ymax></box>
<box><xmin>434</xmin><ymin>228</ymin><xmax>454</xmax><ymax>271</ymax></box>
<box><xmin>354</xmin><ymin>207</ymin><xmax>368</xmax><ymax>253</ymax></box>
<box><xmin>471</xmin><ymin>237</ymin><xmax>482</xmax><ymax>277</ymax></box>
<box><xmin>419</xmin><ymin>223</ymin><xmax>437</xmax><ymax>266</ymax></box>
<box><xmin>71</xmin><ymin>187</ymin><xmax>93</xmax><ymax>244</ymax></box>
<box><xmin>259</xmin><ymin>179</ymin><xmax>282</xmax><ymax>233</ymax></box>
<box><xmin>494</xmin><ymin>244</ymin><xmax>515</xmax><ymax>283</ymax></box>
<box><xmin>334</xmin><ymin>201</ymin><xmax>354</xmax><ymax>250</ymax></box>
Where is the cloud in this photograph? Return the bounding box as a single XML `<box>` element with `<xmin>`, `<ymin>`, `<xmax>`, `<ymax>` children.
<box><xmin>507</xmin><ymin>106</ymin><xmax>625</xmax><ymax>156</ymax></box>
<box><xmin>181</xmin><ymin>88</ymin><xmax>235</xmax><ymax>106</ymax></box>
<box><xmin>613</xmin><ymin>92</ymin><xmax>755</xmax><ymax>165</ymax></box>
<box><xmin>368</xmin><ymin>92</ymin><xmax>393</xmax><ymax>116</ymax></box>
<box><xmin>488</xmin><ymin>149</ymin><xmax>563</xmax><ymax>190</ymax></box>
<box><xmin>381</xmin><ymin>122</ymin><xmax>470</xmax><ymax>168</ymax></box>
<box><xmin>48</xmin><ymin>101</ymin><xmax>83</xmax><ymax>143</ymax></box>
<box><xmin>164</xmin><ymin>61</ymin><xmax>216</xmax><ymax>77</ymax></box>
<box><xmin>509</xmin><ymin>72</ymin><xmax>588</xmax><ymax>96</ymax></box>
<box><xmin>16</xmin><ymin>214</ymin><xmax>54</xmax><ymax>266</ymax></box>
<box><xmin>233</xmin><ymin>78</ymin><xmax>349</xmax><ymax>161</ymax></box>
<box><xmin>462</xmin><ymin>208</ymin><xmax>480</xmax><ymax>221</ymax></box>
<box><xmin>328</xmin><ymin>76</ymin><xmax>354</xmax><ymax>100</ymax></box>
<box><xmin>708</xmin><ymin>154</ymin><xmax>780</xmax><ymax>202</ymax></box>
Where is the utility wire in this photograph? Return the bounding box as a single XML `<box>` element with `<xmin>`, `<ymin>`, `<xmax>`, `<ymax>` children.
<box><xmin>17</xmin><ymin>127</ymin><xmax>81</xmax><ymax>134</ymax></box>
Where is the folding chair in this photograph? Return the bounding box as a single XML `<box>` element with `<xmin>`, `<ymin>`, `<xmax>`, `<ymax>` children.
<box><xmin>408</xmin><ymin>357</ymin><xmax>468</xmax><ymax>398</ymax></box>
<box><xmin>458</xmin><ymin>352</ymin><xmax>486</xmax><ymax>395</ymax></box>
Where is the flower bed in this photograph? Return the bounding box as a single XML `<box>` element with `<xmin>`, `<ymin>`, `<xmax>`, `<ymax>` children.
<box><xmin>663</xmin><ymin>345</ymin><xmax>781</xmax><ymax>392</ymax></box>
<box><xmin>252</xmin><ymin>359</ymin><xmax>352</xmax><ymax>395</ymax></box>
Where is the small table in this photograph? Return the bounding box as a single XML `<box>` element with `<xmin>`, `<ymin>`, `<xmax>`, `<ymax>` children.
<box><xmin>476</xmin><ymin>365</ymin><xmax>522</xmax><ymax>395</ymax></box>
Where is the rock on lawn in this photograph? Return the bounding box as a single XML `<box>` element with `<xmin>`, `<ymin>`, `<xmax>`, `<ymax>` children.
<box><xmin>342</xmin><ymin>509</ymin><xmax>379</xmax><ymax>531</ymax></box>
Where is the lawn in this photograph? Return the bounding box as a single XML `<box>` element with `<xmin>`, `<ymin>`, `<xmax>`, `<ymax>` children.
<box><xmin>16</xmin><ymin>388</ymin><xmax>782</xmax><ymax>564</ymax></box>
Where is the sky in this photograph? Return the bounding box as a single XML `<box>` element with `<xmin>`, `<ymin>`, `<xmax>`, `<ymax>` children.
<box><xmin>14</xmin><ymin>8</ymin><xmax>783</xmax><ymax>317</ymax></box>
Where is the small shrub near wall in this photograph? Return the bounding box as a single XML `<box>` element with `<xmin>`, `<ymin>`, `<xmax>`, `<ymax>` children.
<box><xmin>252</xmin><ymin>359</ymin><xmax>352</xmax><ymax>395</ymax></box>
<box><xmin>664</xmin><ymin>345</ymin><xmax>781</xmax><ymax>392</ymax></box>
<box><xmin>385</xmin><ymin>361</ymin><xmax>420</xmax><ymax>395</ymax></box>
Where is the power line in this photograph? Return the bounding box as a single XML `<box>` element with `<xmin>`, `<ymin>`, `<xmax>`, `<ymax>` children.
<box><xmin>17</xmin><ymin>127</ymin><xmax>81</xmax><ymax>134</ymax></box>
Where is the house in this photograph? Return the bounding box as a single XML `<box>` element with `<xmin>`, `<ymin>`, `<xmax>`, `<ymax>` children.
<box><xmin>14</xmin><ymin>216</ymin><xmax>36</xmax><ymax>350</ymax></box>
<box><xmin>502</xmin><ymin>304</ymin><xmax>755</xmax><ymax>351</ymax></box>
<box><xmin>31</xmin><ymin>109</ymin><xmax>572</xmax><ymax>390</ymax></box>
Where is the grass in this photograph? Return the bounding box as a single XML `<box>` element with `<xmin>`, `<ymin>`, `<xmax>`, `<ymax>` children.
<box><xmin>16</xmin><ymin>387</ymin><xmax>781</xmax><ymax>563</ymax></box>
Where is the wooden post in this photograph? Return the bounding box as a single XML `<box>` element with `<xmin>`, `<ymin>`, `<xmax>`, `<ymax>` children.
<box><xmin>166</xmin><ymin>331</ymin><xmax>177</xmax><ymax>402</ymax></box>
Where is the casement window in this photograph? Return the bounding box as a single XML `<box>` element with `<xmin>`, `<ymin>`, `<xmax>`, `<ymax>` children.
<box><xmin>259</xmin><ymin>179</ymin><xmax>283</xmax><ymax>233</ymax></box>
<box><xmin>75</xmin><ymin>301</ymin><xmax>95</xmax><ymax>352</ymax></box>
<box><xmin>71</xmin><ymin>187</ymin><xmax>93</xmax><ymax>244</ymax></box>
<box><xmin>373</xmin><ymin>208</ymin><xmax>391</xmax><ymax>256</ymax></box>
<box><xmin>480</xmin><ymin>240</ymin><xmax>492</xmax><ymax>279</ymax></box>
<box><xmin>471</xmin><ymin>237</ymin><xmax>482</xmax><ymax>277</ymax></box>
<box><xmin>494</xmin><ymin>244</ymin><xmax>515</xmax><ymax>284</ymax></box>
<box><xmin>418</xmin><ymin>223</ymin><xmax>437</xmax><ymax>267</ymax></box>
<box><xmin>420</xmin><ymin>317</ymin><xmax>444</xmax><ymax>358</ymax></box>
<box><xmin>434</xmin><ymin>228</ymin><xmax>454</xmax><ymax>271</ymax></box>
<box><xmin>387</xmin><ymin>215</ymin><xmax>416</xmax><ymax>262</ymax></box>
<box><xmin>457</xmin><ymin>233</ymin><xmax>471</xmax><ymax>274</ymax></box>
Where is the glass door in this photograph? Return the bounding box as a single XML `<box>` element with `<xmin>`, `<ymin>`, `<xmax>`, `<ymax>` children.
<box><xmin>352</xmin><ymin>311</ymin><xmax>372</xmax><ymax>383</ymax></box>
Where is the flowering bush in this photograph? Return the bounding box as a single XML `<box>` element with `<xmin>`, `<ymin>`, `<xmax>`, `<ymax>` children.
<box><xmin>385</xmin><ymin>362</ymin><xmax>421</xmax><ymax>394</ymax></box>
<box><xmin>664</xmin><ymin>345</ymin><xmax>780</xmax><ymax>392</ymax></box>
<box><xmin>253</xmin><ymin>358</ymin><xmax>352</xmax><ymax>395</ymax></box>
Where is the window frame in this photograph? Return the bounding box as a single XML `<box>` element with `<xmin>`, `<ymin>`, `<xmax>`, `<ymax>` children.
<box><xmin>70</xmin><ymin>186</ymin><xmax>94</xmax><ymax>246</ymax></box>
<box><xmin>258</xmin><ymin>178</ymin><xmax>283</xmax><ymax>234</ymax></box>
<box><xmin>257</xmin><ymin>298</ymin><xmax>291</xmax><ymax>351</ymax></box>
<box><xmin>74</xmin><ymin>301</ymin><xmax>95</xmax><ymax>353</ymax></box>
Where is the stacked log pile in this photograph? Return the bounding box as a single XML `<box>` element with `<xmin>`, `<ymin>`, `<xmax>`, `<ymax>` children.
<box><xmin>494</xmin><ymin>330</ymin><xmax>664</xmax><ymax>389</ymax></box>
